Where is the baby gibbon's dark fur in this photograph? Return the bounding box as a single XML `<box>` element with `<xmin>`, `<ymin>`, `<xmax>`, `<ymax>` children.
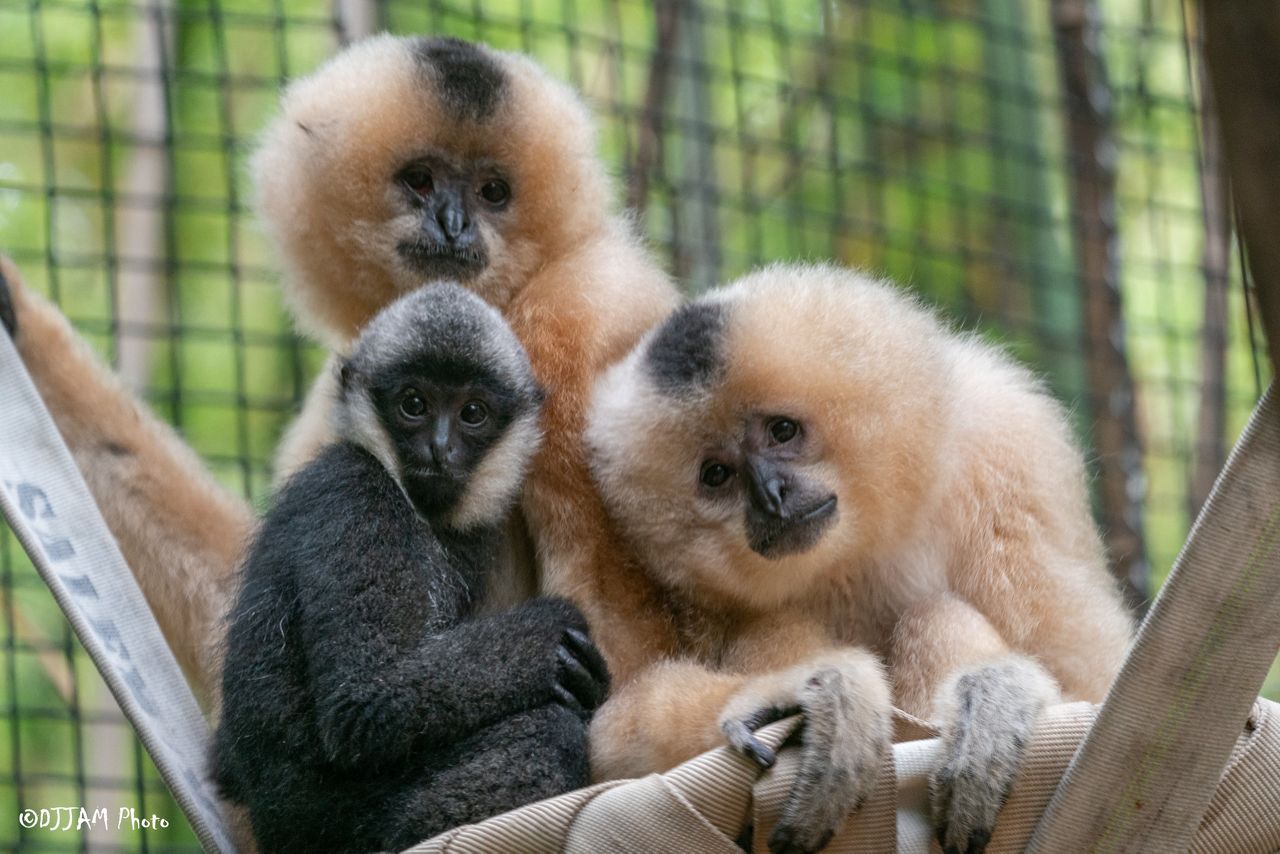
<box><xmin>212</xmin><ymin>285</ymin><xmax>607</xmax><ymax>854</ymax></box>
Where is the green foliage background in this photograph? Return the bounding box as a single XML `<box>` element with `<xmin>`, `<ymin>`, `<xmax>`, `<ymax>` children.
<box><xmin>0</xmin><ymin>0</ymin><xmax>1273</xmax><ymax>848</ymax></box>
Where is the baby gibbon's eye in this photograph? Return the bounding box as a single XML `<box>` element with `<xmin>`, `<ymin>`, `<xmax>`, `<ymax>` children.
<box><xmin>459</xmin><ymin>401</ymin><xmax>489</xmax><ymax>426</ymax></box>
<box><xmin>700</xmin><ymin>461</ymin><xmax>733</xmax><ymax>488</ymax></box>
<box><xmin>769</xmin><ymin>418</ymin><xmax>799</xmax><ymax>444</ymax></box>
<box><xmin>479</xmin><ymin>179</ymin><xmax>510</xmax><ymax>205</ymax></box>
<box><xmin>402</xmin><ymin>167</ymin><xmax>434</xmax><ymax>196</ymax></box>
<box><xmin>399</xmin><ymin>393</ymin><xmax>427</xmax><ymax>418</ymax></box>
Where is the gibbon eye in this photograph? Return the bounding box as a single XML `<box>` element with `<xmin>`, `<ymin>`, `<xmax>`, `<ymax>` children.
<box><xmin>769</xmin><ymin>418</ymin><xmax>799</xmax><ymax>444</ymax></box>
<box><xmin>402</xmin><ymin>168</ymin><xmax>434</xmax><ymax>196</ymax></box>
<box><xmin>700</xmin><ymin>461</ymin><xmax>732</xmax><ymax>488</ymax></box>
<box><xmin>479</xmin><ymin>179</ymin><xmax>510</xmax><ymax>205</ymax></box>
<box><xmin>459</xmin><ymin>400</ymin><xmax>488</xmax><ymax>426</ymax></box>
<box><xmin>399</xmin><ymin>393</ymin><xmax>427</xmax><ymax>418</ymax></box>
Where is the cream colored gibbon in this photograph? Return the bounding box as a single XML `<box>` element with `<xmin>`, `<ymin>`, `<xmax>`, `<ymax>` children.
<box><xmin>0</xmin><ymin>34</ymin><xmax>679</xmax><ymax>708</ymax></box>
<box><xmin>584</xmin><ymin>264</ymin><xmax>1134</xmax><ymax>853</ymax></box>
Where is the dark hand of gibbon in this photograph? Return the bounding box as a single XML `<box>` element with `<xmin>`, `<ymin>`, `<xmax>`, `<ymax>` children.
<box><xmin>0</xmin><ymin>263</ymin><xmax>15</xmax><ymax>337</ymax></box>
<box><xmin>554</xmin><ymin>624</ymin><xmax>610</xmax><ymax>715</ymax></box>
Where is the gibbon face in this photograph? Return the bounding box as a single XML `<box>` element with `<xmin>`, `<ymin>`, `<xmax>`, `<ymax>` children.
<box><xmin>586</xmin><ymin>265</ymin><xmax>957</xmax><ymax>609</ymax></box>
<box><xmin>253</xmin><ymin>35</ymin><xmax>610</xmax><ymax>344</ymax></box>
<box><xmin>336</xmin><ymin>284</ymin><xmax>544</xmax><ymax>531</ymax></box>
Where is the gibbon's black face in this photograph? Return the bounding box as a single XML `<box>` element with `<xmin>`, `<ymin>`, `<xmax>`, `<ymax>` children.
<box><xmin>393</xmin><ymin>153</ymin><xmax>510</xmax><ymax>282</ymax></box>
<box><xmin>697</xmin><ymin>413</ymin><xmax>839</xmax><ymax>559</ymax></box>
<box><xmin>338</xmin><ymin>283</ymin><xmax>543</xmax><ymax>531</ymax></box>
<box><xmin>372</xmin><ymin>363</ymin><xmax>520</xmax><ymax>520</ymax></box>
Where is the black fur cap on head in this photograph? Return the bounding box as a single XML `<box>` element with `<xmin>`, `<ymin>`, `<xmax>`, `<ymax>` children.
<box><xmin>338</xmin><ymin>281</ymin><xmax>541</xmax><ymax>409</ymax></box>
<box><xmin>644</xmin><ymin>299</ymin><xmax>728</xmax><ymax>395</ymax></box>
<box><xmin>412</xmin><ymin>37</ymin><xmax>507</xmax><ymax>121</ymax></box>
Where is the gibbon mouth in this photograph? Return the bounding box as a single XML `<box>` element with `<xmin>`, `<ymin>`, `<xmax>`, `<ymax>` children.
<box><xmin>746</xmin><ymin>495</ymin><xmax>838</xmax><ymax>559</ymax></box>
<box><xmin>406</xmin><ymin>465</ymin><xmax>457</xmax><ymax>482</ymax></box>
<box><xmin>397</xmin><ymin>241</ymin><xmax>487</xmax><ymax>279</ymax></box>
<box><xmin>401</xmin><ymin>469</ymin><xmax>463</xmax><ymax>517</ymax></box>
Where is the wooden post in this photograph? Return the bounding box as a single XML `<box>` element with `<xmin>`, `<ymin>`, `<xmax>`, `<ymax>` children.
<box><xmin>1052</xmin><ymin>0</ymin><xmax>1148</xmax><ymax>610</ymax></box>
<box><xmin>1204</xmin><ymin>0</ymin><xmax>1280</xmax><ymax>377</ymax></box>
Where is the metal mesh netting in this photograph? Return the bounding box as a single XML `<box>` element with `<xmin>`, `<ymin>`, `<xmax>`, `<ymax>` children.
<box><xmin>0</xmin><ymin>0</ymin><xmax>1272</xmax><ymax>849</ymax></box>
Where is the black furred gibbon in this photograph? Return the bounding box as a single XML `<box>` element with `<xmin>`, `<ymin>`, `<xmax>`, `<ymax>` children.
<box><xmin>212</xmin><ymin>284</ymin><xmax>608</xmax><ymax>854</ymax></box>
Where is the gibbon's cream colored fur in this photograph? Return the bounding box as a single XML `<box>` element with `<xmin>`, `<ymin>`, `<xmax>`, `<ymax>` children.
<box><xmin>0</xmin><ymin>35</ymin><xmax>681</xmax><ymax>709</ymax></box>
<box><xmin>584</xmin><ymin>264</ymin><xmax>1133</xmax><ymax>850</ymax></box>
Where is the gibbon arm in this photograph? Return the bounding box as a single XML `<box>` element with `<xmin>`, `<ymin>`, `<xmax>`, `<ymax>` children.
<box><xmin>590</xmin><ymin>620</ymin><xmax>892</xmax><ymax>854</ymax></box>
<box><xmin>302</xmin><ymin>595</ymin><xmax>606</xmax><ymax>769</ymax></box>
<box><xmin>505</xmin><ymin>245</ymin><xmax>682</xmax><ymax>684</ymax></box>
<box><xmin>590</xmin><ymin>612</ymin><xmax>889</xmax><ymax>767</ymax></box>
<box><xmin>0</xmin><ymin>257</ymin><xmax>251</xmax><ymax>710</ymax></box>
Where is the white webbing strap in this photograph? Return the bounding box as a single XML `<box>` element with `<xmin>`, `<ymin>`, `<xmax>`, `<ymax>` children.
<box><xmin>0</xmin><ymin>331</ymin><xmax>234</xmax><ymax>852</ymax></box>
<box><xmin>1029</xmin><ymin>384</ymin><xmax>1280</xmax><ymax>852</ymax></box>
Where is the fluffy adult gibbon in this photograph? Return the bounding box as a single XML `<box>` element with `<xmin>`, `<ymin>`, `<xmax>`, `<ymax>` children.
<box><xmin>583</xmin><ymin>264</ymin><xmax>1134</xmax><ymax>853</ymax></box>
<box><xmin>214</xmin><ymin>284</ymin><xmax>608</xmax><ymax>853</ymax></box>
<box><xmin>0</xmin><ymin>34</ymin><xmax>680</xmax><ymax>708</ymax></box>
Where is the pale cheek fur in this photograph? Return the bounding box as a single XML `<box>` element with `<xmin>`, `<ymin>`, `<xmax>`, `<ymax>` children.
<box><xmin>449</xmin><ymin>414</ymin><xmax>542</xmax><ymax>531</ymax></box>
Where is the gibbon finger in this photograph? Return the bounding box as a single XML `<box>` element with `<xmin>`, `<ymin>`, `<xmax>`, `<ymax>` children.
<box><xmin>722</xmin><ymin>705</ymin><xmax>795</xmax><ymax>768</ymax></box>
<box><xmin>0</xmin><ymin>260</ymin><xmax>14</xmax><ymax>336</ymax></box>
<box><xmin>556</xmin><ymin>645</ymin><xmax>602</xmax><ymax>713</ymax></box>
<box><xmin>563</xmin><ymin>627</ymin><xmax>610</xmax><ymax>691</ymax></box>
<box><xmin>769</xmin><ymin>666</ymin><xmax>888</xmax><ymax>854</ymax></box>
<box><xmin>929</xmin><ymin>656</ymin><xmax>1057</xmax><ymax>854</ymax></box>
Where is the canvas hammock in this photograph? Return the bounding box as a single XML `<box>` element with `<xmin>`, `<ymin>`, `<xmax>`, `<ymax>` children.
<box><xmin>2</xmin><ymin>321</ymin><xmax>1278</xmax><ymax>853</ymax></box>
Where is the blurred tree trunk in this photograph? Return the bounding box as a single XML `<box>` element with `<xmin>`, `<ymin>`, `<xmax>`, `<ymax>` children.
<box><xmin>1188</xmin><ymin>5</ymin><xmax>1231</xmax><ymax>520</ymax></box>
<box><xmin>1204</xmin><ymin>0</ymin><xmax>1280</xmax><ymax>380</ymax></box>
<box><xmin>985</xmin><ymin>0</ymin><xmax>1083</xmax><ymax>405</ymax></box>
<box><xmin>671</xmin><ymin>0</ymin><xmax>720</xmax><ymax>292</ymax></box>
<box><xmin>115</xmin><ymin>0</ymin><xmax>172</xmax><ymax>392</ymax></box>
<box><xmin>627</xmin><ymin>0</ymin><xmax>682</xmax><ymax>215</ymax></box>
<box><xmin>1052</xmin><ymin>0</ymin><xmax>1148</xmax><ymax>611</ymax></box>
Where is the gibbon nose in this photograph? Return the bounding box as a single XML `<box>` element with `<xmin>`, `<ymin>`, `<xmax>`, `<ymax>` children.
<box><xmin>429</xmin><ymin>418</ymin><xmax>455</xmax><ymax>468</ymax></box>
<box><xmin>436</xmin><ymin>199</ymin><xmax>470</xmax><ymax>243</ymax></box>
<box><xmin>748</xmin><ymin>461</ymin><xmax>790</xmax><ymax>519</ymax></box>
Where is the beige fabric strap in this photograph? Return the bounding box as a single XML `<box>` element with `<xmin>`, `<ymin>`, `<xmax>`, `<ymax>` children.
<box><xmin>406</xmin><ymin>698</ymin><xmax>1280</xmax><ymax>853</ymax></box>
<box><xmin>0</xmin><ymin>333</ymin><xmax>235</xmax><ymax>851</ymax></box>
<box><xmin>1029</xmin><ymin>385</ymin><xmax>1280</xmax><ymax>853</ymax></box>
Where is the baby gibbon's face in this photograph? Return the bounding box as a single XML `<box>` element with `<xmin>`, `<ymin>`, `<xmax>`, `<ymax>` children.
<box><xmin>337</xmin><ymin>283</ymin><xmax>544</xmax><ymax>532</ymax></box>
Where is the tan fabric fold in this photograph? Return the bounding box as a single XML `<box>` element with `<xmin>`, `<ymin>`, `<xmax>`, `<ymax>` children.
<box><xmin>406</xmin><ymin>697</ymin><xmax>1280</xmax><ymax>854</ymax></box>
<box><xmin>1030</xmin><ymin>386</ymin><xmax>1280</xmax><ymax>853</ymax></box>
